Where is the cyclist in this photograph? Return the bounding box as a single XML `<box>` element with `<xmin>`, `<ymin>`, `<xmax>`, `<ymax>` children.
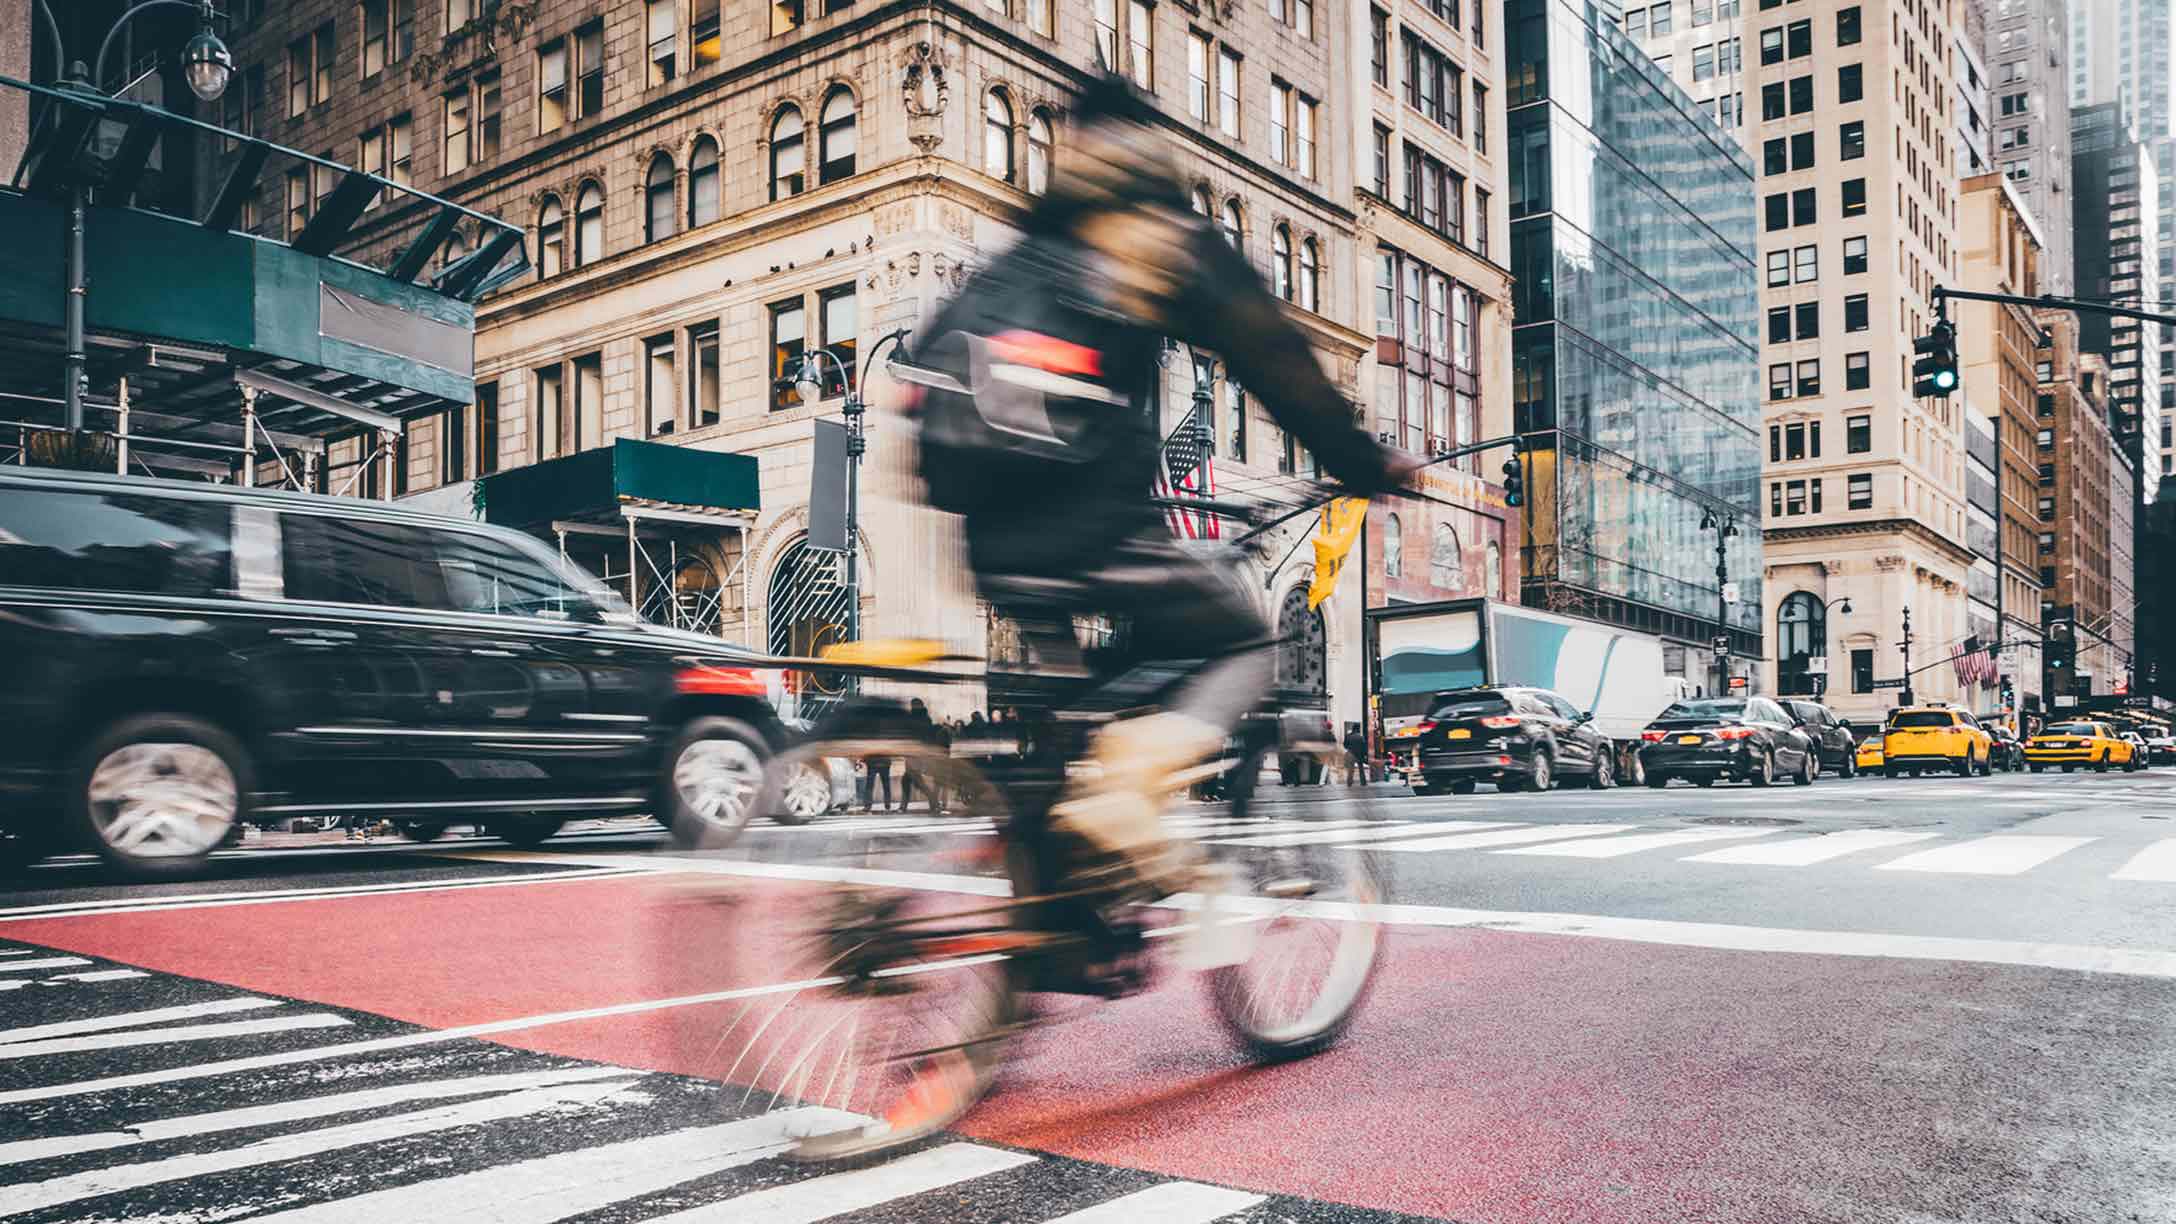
<box><xmin>897</xmin><ymin>73</ymin><xmax>1409</xmax><ymax>924</ymax></box>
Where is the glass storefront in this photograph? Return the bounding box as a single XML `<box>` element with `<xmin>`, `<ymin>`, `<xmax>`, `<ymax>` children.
<box><xmin>1507</xmin><ymin>0</ymin><xmax>1763</xmax><ymax>638</ymax></box>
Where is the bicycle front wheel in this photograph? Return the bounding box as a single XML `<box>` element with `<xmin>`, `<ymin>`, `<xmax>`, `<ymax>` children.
<box><xmin>1193</xmin><ymin>748</ymin><xmax>1387</xmax><ymax>1061</ymax></box>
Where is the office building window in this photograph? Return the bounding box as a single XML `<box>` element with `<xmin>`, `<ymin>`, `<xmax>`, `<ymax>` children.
<box><xmin>1840</xmin><ymin>120</ymin><xmax>1865</xmax><ymax>160</ymax></box>
<box><xmin>1271</xmin><ymin>81</ymin><xmax>1291</xmax><ymax>165</ymax></box>
<box><xmin>1219</xmin><ymin>48</ymin><xmax>1242</xmax><ymax>139</ymax></box>
<box><xmin>1850</xmin><ymin>647</ymin><xmax>1873</xmax><ymax>692</ymax></box>
<box><xmin>1128</xmin><ymin>0</ymin><xmax>1154</xmax><ymax>89</ymax></box>
<box><xmin>1844</xmin><ymin>294</ymin><xmax>1869</xmax><ymax>332</ymax></box>
<box><xmin>534</xmin><ymin>365</ymin><xmax>563</xmax><ymax>461</ymax></box>
<box><xmin>770</xmin><ymin>299</ymin><xmax>807</xmax><ymax>410</ymax></box>
<box><xmin>1770</xmin><ymin>363</ymin><xmax>1793</xmax><ymax>400</ymax></box>
<box><xmin>475</xmin><ymin>382</ymin><xmax>498</xmax><ymax>475</ymax></box>
<box><xmin>1767</xmin><ymin>250</ymin><xmax>1790</xmax><ymax>286</ymax></box>
<box><xmin>645</xmin><ymin>333</ymin><xmax>676</xmax><ymax>436</ymax></box>
<box><xmin>1789</xmin><ymin>75</ymin><xmax>1813</xmax><ymax>113</ymax></box>
<box><xmin>1795</xmin><ymin>358</ymin><xmax>1820</xmax><ymax>396</ymax></box>
<box><xmin>1189</xmin><ymin>31</ymin><xmax>1212</xmax><ymax>120</ymax></box>
<box><xmin>647</xmin><ymin>0</ymin><xmax>677</xmax><ymax>85</ymax></box>
<box><xmin>1848</xmin><ymin>472</ymin><xmax>1871</xmax><ymax>509</ymax></box>
<box><xmin>690</xmin><ymin>323</ymin><xmax>720</xmax><ymax>426</ymax></box>
<box><xmin>772</xmin><ymin>105</ymin><xmax>807</xmax><ymax>199</ymax></box>
<box><xmin>1371</xmin><ymin>8</ymin><xmax>1389</xmax><ymax>86</ymax></box>
<box><xmin>1794</xmin><ymin>244</ymin><xmax>1817</xmax><ymax>282</ymax></box>
<box><xmin>1847</xmin><ymin>415</ymin><xmax>1869</xmax><ymax>453</ymax></box>
<box><xmin>1846</xmin><ymin>351</ymin><xmax>1870</xmax><ymax>389</ymax></box>
<box><xmin>1839</xmin><ymin>63</ymin><xmax>1862</xmax><ymax>102</ymax></box>
<box><xmin>575</xmin><ymin>22</ymin><xmax>605</xmax><ymax>118</ymax></box>
<box><xmin>1372</xmin><ymin>124</ymin><xmax>1391</xmax><ymax>197</ymax></box>
<box><xmin>1843</xmin><ymin>235</ymin><xmax>1868</xmax><ymax>274</ymax></box>
<box><xmin>1836</xmin><ymin>5</ymin><xmax>1860</xmax><ymax>45</ymax></box>
<box><xmin>538</xmin><ymin>38</ymin><xmax>567</xmax><ymax>132</ymax></box>
<box><xmin>1842</xmin><ymin>177</ymin><xmax>1866</xmax><ymax>216</ymax></box>
<box><xmin>1792</xmin><ymin>186</ymin><xmax>1815</xmax><ymax>226</ymax></box>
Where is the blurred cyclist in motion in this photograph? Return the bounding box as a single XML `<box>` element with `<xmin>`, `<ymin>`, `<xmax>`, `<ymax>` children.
<box><xmin>897</xmin><ymin>72</ymin><xmax>1410</xmax><ymax>929</ymax></box>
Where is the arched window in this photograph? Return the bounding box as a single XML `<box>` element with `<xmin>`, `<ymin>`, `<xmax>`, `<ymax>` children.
<box><xmin>819</xmin><ymin>87</ymin><xmax>857</xmax><ymax>183</ymax></box>
<box><xmin>688</xmin><ymin>137</ymin><xmax>720</xmax><ymax>227</ymax></box>
<box><xmin>1299</xmin><ymin>238</ymin><xmax>1321</xmax><ymax>312</ymax></box>
<box><xmin>1383</xmin><ymin>511</ymin><xmax>1403</xmax><ymax>577</ymax></box>
<box><xmin>1777</xmin><ymin>592</ymin><xmax>1826</xmax><ymax>696</ymax></box>
<box><xmin>1026</xmin><ymin>109</ymin><xmax>1054</xmax><ymax>195</ymax></box>
<box><xmin>1271</xmin><ymin>225</ymin><xmax>1294</xmax><ymax>301</ymax></box>
<box><xmin>984</xmin><ymin>89</ymin><xmax>1015</xmax><ymax>182</ymax></box>
<box><xmin>1190</xmin><ymin>187</ymin><xmax>1212</xmax><ymax>216</ymax></box>
<box><xmin>770</xmin><ymin>105</ymin><xmax>805</xmax><ymax>201</ymax></box>
<box><xmin>536</xmin><ymin>195</ymin><xmax>564</xmax><ymax>278</ymax></box>
<box><xmin>1220</xmin><ymin>199</ymin><xmax>1242</xmax><ymax>249</ymax></box>
<box><xmin>1430</xmin><ymin>521</ymin><xmax>1463</xmax><ymax>590</ymax></box>
<box><xmin>644</xmin><ymin>154</ymin><xmax>675</xmax><ymax>244</ymax></box>
<box><xmin>1484</xmin><ymin>540</ymin><xmax>1503</xmax><ymax>598</ymax></box>
<box><xmin>573</xmin><ymin>181</ymin><xmax>604</xmax><ymax>266</ymax></box>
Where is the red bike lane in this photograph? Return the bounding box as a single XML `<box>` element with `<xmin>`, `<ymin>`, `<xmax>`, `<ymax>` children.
<box><xmin>9</xmin><ymin>868</ymin><xmax>2171</xmax><ymax>1224</ymax></box>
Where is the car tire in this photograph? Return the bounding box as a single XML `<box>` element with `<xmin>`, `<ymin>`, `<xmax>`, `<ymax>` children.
<box><xmin>2095</xmin><ymin>753</ymin><xmax>2110</xmax><ymax>773</ymax></box>
<box><xmin>1645</xmin><ymin>772</ymin><xmax>1670</xmax><ymax>789</ymax></box>
<box><xmin>70</xmin><ymin>713</ymin><xmax>249</xmax><ymax>881</ymax></box>
<box><xmin>774</xmin><ymin>759</ymin><xmax>835</xmax><ymax>826</ymax></box>
<box><xmin>661</xmin><ymin>716</ymin><xmax>771</xmax><ymax>847</ymax></box>
<box><xmin>396</xmin><ymin>821</ymin><xmax>450</xmax><ymax>842</ymax></box>
<box><xmin>2062</xmin><ymin>764</ymin><xmax>2075</xmax><ymax>773</ymax></box>
<box><xmin>1794</xmin><ymin>751</ymin><xmax>1817</xmax><ymax>786</ymax></box>
<box><xmin>1588</xmin><ymin>752</ymin><xmax>1615</xmax><ymax>791</ymax></box>
<box><xmin>486</xmin><ymin>818</ymin><xmax>565</xmax><ymax>848</ymax></box>
<box><xmin>1694</xmin><ymin>775</ymin><xmax>1716</xmax><ymax>788</ymax></box>
<box><xmin>1978</xmin><ymin>751</ymin><xmax>1994</xmax><ymax>778</ymax></box>
<box><xmin>2029</xmin><ymin>763</ymin><xmax>2043</xmax><ymax>773</ymax></box>
<box><xmin>1748</xmin><ymin>751</ymin><xmax>1775</xmax><ymax>787</ymax></box>
<box><xmin>1952</xmin><ymin>753</ymin><xmax>1972</xmax><ymax>778</ymax></box>
<box><xmin>1450</xmin><ymin>779</ymin><xmax>1477</xmax><ymax>795</ymax></box>
<box><xmin>1885</xmin><ymin>764</ymin><xmax>1901</xmax><ymax>779</ymax></box>
<box><xmin>1838</xmin><ymin>753</ymin><xmax>1857</xmax><ymax>780</ymax></box>
<box><xmin>1527</xmin><ymin>750</ymin><xmax>1555</xmax><ymax>793</ymax></box>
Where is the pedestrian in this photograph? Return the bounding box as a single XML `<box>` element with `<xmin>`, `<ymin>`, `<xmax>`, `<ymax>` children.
<box><xmin>1343</xmin><ymin>721</ymin><xmax>1369</xmax><ymax>786</ymax></box>
<box><xmin>902</xmin><ymin>699</ymin><xmax>951</xmax><ymax>815</ymax></box>
<box><xmin>860</xmin><ymin>753</ymin><xmax>895</xmax><ymax>811</ymax></box>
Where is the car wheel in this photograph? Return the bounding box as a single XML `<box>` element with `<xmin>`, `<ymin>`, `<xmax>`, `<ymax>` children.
<box><xmin>1694</xmin><ymin>775</ymin><xmax>1716</xmax><ymax>788</ymax></box>
<box><xmin>1794</xmin><ymin>751</ymin><xmax>1817</xmax><ymax>786</ymax></box>
<box><xmin>662</xmin><ymin>716</ymin><xmax>771</xmax><ymax>847</ymax></box>
<box><xmin>1885</xmin><ymin>764</ymin><xmax>1901</xmax><ymax>779</ymax></box>
<box><xmin>2030</xmin><ymin>763</ymin><xmax>2044</xmax><ymax>773</ymax></box>
<box><xmin>486</xmin><ymin>818</ymin><xmax>565</xmax><ymax>848</ymax></box>
<box><xmin>1645</xmin><ymin>772</ymin><xmax>1671</xmax><ymax>789</ymax></box>
<box><xmin>396</xmin><ymin>821</ymin><xmax>449</xmax><ymax>843</ymax></box>
<box><xmin>70</xmin><ymin>714</ymin><xmax>248</xmax><ymax>881</ymax></box>
<box><xmin>1588</xmin><ymin>751</ymin><xmax>1615</xmax><ymax>791</ymax></box>
<box><xmin>1450</xmin><ymin>779</ymin><xmax>1477</xmax><ymax>795</ymax></box>
<box><xmin>2095</xmin><ymin>753</ymin><xmax>2110</xmax><ymax>773</ymax></box>
<box><xmin>2061</xmin><ymin>764</ymin><xmax>2075</xmax><ymax>773</ymax></box>
<box><xmin>1952</xmin><ymin>753</ymin><xmax>1972</xmax><ymax>778</ymax></box>
<box><xmin>1529</xmin><ymin>750</ymin><xmax>1554</xmax><ymax>793</ymax></box>
<box><xmin>1979</xmin><ymin>751</ymin><xmax>1993</xmax><ymax>777</ymax></box>
<box><xmin>1837</xmin><ymin>752</ymin><xmax>1855</xmax><ymax>780</ymax></box>
<box><xmin>1748</xmin><ymin>751</ymin><xmax>1775</xmax><ymax>787</ymax></box>
<box><xmin>774</xmin><ymin>760</ymin><xmax>834</xmax><ymax>826</ymax></box>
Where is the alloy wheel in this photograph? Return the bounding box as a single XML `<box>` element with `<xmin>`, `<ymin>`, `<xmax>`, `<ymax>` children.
<box><xmin>673</xmin><ymin>737</ymin><xmax>766</xmax><ymax>835</ymax></box>
<box><xmin>84</xmin><ymin>742</ymin><xmax>238</xmax><ymax>859</ymax></box>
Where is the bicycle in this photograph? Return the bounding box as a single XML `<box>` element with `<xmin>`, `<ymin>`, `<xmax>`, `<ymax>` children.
<box><xmin>690</xmin><ymin>498</ymin><xmax>1390</xmax><ymax>1162</ymax></box>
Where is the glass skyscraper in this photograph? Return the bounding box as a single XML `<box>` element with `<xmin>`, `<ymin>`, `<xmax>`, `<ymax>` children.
<box><xmin>1506</xmin><ymin>0</ymin><xmax>1764</xmax><ymax>676</ymax></box>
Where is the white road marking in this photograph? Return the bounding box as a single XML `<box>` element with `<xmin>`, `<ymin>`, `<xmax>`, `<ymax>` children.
<box><xmin>0</xmin><ymin>956</ymin><xmax>92</xmax><ymax>973</ymax></box>
<box><xmin>0</xmin><ymin>868</ymin><xmax>648</xmax><ymax>922</ymax></box>
<box><xmin>238</xmin><ymin>1107</ymin><xmax>861</xmax><ymax>1224</ymax></box>
<box><xmin>1495</xmin><ymin>827</ymin><xmax>1781</xmax><ymax>859</ymax></box>
<box><xmin>1371</xmin><ymin>823</ymin><xmax>1639</xmax><ymax>853</ymax></box>
<box><xmin>47</xmin><ymin>968</ymin><xmax>153</xmax><ymax>982</ymax></box>
<box><xmin>647</xmin><ymin>1142</ymin><xmax>1038</xmax><ymax>1223</ymax></box>
<box><xmin>1875</xmin><ymin>835</ymin><xmax>2098</xmax><ymax>875</ymax></box>
<box><xmin>1047</xmin><ymin>1182</ymin><xmax>1268</xmax><ymax>1223</ymax></box>
<box><xmin>0</xmin><ymin>1066</ymin><xmax>632</xmax><ymax>1166</ymax></box>
<box><xmin>2112</xmin><ymin>839</ymin><xmax>2176</xmax><ymax>882</ymax></box>
<box><xmin>1208</xmin><ymin>821</ymin><xmax>1470</xmax><ymax>848</ymax></box>
<box><xmin>0</xmin><ymin>1013</ymin><xmax>351</xmax><ymax>1059</ymax></box>
<box><xmin>0</xmin><ymin>996</ymin><xmax>278</xmax><ymax>1045</ymax></box>
<box><xmin>3</xmin><ymin>1078</ymin><xmax>646</xmax><ymax>1216</ymax></box>
<box><xmin>1684</xmin><ymin>830</ymin><xmax>1944</xmax><ymax>865</ymax></box>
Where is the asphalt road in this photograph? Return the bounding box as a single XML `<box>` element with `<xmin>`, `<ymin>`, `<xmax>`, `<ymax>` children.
<box><xmin>4</xmin><ymin>768</ymin><xmax>2175</xmax><ymax>1223</ymax></box>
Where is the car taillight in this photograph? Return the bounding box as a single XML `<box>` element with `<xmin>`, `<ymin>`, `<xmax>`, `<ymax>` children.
<box><xmin>1715</xmin><ymin>727</ymin><xmax>1757</xmax><ymax>741</ymax></box>
<box><xmin>1478</xmin><ymin>716</ymin><xmax>1522</xmax><ymax>728</ymax></box>
<box><xmin>1413</xmin><ymin>720</ymin><xmax>1438</xmax><ymax>735</ymax></box>
<box><xmin>1641</xmin><ymin>730</ymin><xmax>1668</xmax><ymax>742</ymax></box>
<box><xmin>675</xmin><ymin>664</ymin><xmax>766</xmax><ymax>696</ymax></box>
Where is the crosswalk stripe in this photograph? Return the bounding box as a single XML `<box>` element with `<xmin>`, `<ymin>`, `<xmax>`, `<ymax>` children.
<box><xmin>0</xmin><ymin>1013</ymin><xmax>351</xmax><ymax>1060</ymax></box>
<box><xmin>0</xmin><ymin>956</ymin><xmax>93</xmax><ymax>973</ymax></box>
<box><xmin>1684</xmin><ymin>829</ymin><xmax>1943</xmax><ymax>865</ymax></box>
<box><xmin>0</xmin><ymin>996</ymin><xmax>279</xmax><ymax>1045</ymax></box>
<box><xmin>1875</xmin><ymin>835</ymin><xmax>2098</xmax><ymax>875</ymax></box>
<box><xmin>647</xmin><ymin>1141</ymin><xmax>1038</xmax><ymax>1223</ymax></box>
<box><xmin>239</xmin><ymin>1107</ymin><xmax>859</xmax><ymax>1224</ymax></box>
<box><xmin>5</xmin><ymin>1077</ymin><xmax>646</xmax><ymax>1215</ymax></box>
<box><xmin>1046</xmin><ymin>1182</ymin><xmax>1268</xmax><ymax>1222</ymax></box>
<box><xmin>44</xmin><ymin>968</ymin><xmax>152</xmax><ymax>983</ymax></box>
<box><xmin>1495</xmin><ymin>826</ymin><xmax>1780</xmax><ymax>859</ymax></box>
<box><xmin>1210</xmin><ymin>821</ymin><xmax>1492</xmax><ymax>848</ymax></box>
<box><xmin>1373</xmin><ymin>823</ymin><xmax>1637</xmax><ymax>853</ymax></box>
<box><xmin>0</xmin><ymin>1066</ymin><xmax>633</xmax><ymax>1166</ymax></box>
<box><xmin>2111</xmin><ymin>839</ymin><xmax>2176</xmax><ymax>882</ymax></box>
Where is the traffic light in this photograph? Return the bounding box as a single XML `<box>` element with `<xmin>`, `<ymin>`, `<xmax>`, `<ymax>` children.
<box><xmin>2046</xmin><ymin>619</ymin><xmax>2074</xmax><ymax>669</ymax></box>
<box><xmin>1501</xmin><ymin>447</ymin><xmax>1525</xmax><ymax>508</ymax></box>
<box><xmin>1912</xmin><ymin>320</ymin><xmax>1959</xmax><ymax>398</ymax></box>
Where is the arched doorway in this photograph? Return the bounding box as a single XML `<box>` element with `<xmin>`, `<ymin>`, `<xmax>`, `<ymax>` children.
<box><xmin>767</xmin><ymin>536</ymin><xmax>852</xmax><ymax>717</ymax></box>
<box><xmin>1776</xmin><ymin>591</ymin><xmax>1825</xmax><ymax>696</ymax></box>
<box><xmin>1275</xmin><ymin>584</ymin><xmax>1327</xmax><ymax>697</ymax></box>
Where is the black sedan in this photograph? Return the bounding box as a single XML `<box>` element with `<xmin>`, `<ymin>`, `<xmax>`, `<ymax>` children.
<box><xmin>1639</xmin><ymin>697</ymin><xmax>1819</xmax><ymax>788</ymax></box>
<box><xmin>1390</xmin><ymin>685</ymin><xmax>1617</xmax><ymax>795</ymax></box>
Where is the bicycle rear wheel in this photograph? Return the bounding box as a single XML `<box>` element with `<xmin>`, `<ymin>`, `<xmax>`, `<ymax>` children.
<box><xmin>1190</xmin><ymin>748</ymin><xmax>1387</xmax><ymax>1061</ymax></box>
<box><xmin>708</xmin><ymin>741</ymin><xmax>1021</xmax><ymax>1161</ymax></box>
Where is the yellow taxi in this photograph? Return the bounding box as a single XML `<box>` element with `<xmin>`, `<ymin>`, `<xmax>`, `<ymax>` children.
<box><xmin>2024</xmin><ymin>721</ymin><xmax>2137</xmax><ymax>773</ymax></box>
<box><xmin>1880</xmin><ymin>706</ymin><xmax>1993</xmax><ymax>778</ymax></box>
<box><xmin>1854</xmin><ymin>735</ymin><xmax>1885</xmax><ymax>773</ymax></box>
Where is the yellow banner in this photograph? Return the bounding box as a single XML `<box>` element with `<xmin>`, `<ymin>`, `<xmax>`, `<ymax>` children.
<box><xmin>1307</xmin><ymin>497</ymin><xmax>1368</xmax><ymax>611</ymax></box>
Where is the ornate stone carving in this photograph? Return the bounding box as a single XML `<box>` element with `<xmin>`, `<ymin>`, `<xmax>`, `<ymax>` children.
<box><xmin>903</xmin><ymin>41</ymin><xmax>950</xmax><ymax>155</ymax></box>
<box><xmin>938</xmin><ymin>202</ymin><xmax>974</xmax><ymax>242</ymax></box>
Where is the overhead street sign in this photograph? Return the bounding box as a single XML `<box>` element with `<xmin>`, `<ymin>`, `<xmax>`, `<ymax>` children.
<box><xmin>1870</xmin><ymin>678</ymin><xmax>1908</xmax><ymax>690</ymax></box>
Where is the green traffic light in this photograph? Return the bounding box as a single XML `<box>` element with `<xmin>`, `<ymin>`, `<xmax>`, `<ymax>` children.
<box><xmin>1934</xmin><ymin>369</ymin><xmax>1957</xmax><ymax>390</ymax></box>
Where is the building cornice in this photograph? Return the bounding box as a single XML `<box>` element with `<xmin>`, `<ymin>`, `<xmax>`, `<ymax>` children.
<box><xmin>1762</xmin><ymin>517</ymin><xmax>1978</xmax><ymax>568</ymax></box>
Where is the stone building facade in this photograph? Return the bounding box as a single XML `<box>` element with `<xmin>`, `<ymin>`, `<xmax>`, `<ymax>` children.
<box><xmin>193</xmin><ymin>0</ymin><xmax>1514</xmax><ymax>727</ymax></box>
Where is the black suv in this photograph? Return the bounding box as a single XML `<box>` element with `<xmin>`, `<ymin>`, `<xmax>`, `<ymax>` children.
<box><xmin>0</xmin><ymin>469</ymin><xmax>789</xmax><ymax>878</ymax></box>
<box><xmin>1394</xmin><ymin>685</ymin><xmax>1616</xmax><ymax>794</ymax></box>
<box><xmin>1639</xmin><ymin>697</ymin><xmax>1818</xmax><ymax>788</ymax></box>
<box><xmin>1778</xmin><ymin>699</ymin><xmax>1859</xmax><ymax>778</ymax></box>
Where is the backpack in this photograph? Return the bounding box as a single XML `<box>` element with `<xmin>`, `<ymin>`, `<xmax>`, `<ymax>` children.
<box><xmin>899</xmin><ymin>235</ymin><xmax>1143</xmax><ymax>516</ymax></box>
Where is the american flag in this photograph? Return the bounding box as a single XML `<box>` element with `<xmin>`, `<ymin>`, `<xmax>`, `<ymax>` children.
<box><xmin>1953</xmin><ymin>640</ymin><xmax>1999</xmax><ymax>688</ymax></box>
<box><xmin>1153</xmin><ymin>405</ymin><xmax>1220</xmax><ymax>540</ymax></box>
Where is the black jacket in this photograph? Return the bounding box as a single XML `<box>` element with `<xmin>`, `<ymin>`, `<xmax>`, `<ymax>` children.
<box><xmin>916</xmin><ymin>212</ymin><xmax>1393</xmax><ymax>580</ymax></box>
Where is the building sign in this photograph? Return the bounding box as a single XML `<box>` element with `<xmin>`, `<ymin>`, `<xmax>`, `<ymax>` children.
<box><xmin>1367</xmin><ymin>466</ymin><xmax>1514</xmax><ymax>607</ymax></box>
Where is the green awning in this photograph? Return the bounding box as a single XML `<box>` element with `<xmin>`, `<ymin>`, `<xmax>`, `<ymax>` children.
<box><xmin>480</xmin><ymin>438</ymin><xmax>761</xmax><ymax>530</ymax></box>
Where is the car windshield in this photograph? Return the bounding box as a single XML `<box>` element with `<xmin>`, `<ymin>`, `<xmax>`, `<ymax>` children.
<box><xmin>1428</xmin><ymin>692</ymin><xmax>1513</xmax><ymax>720</ymax></box>
<box><xmin>2043</xmin><ymin>723</ymin><xmax>2098</xmax><ymax>736</ymax></box>
<box><xmin>1889</xmin><ymin>711</ymin><xmax>1956</xmax><ymax>728</ymax></box>
<box><xmin>1658</xmin><ymin>699</ymin><xmax>1746</xmax><ymax>720</ymax></box>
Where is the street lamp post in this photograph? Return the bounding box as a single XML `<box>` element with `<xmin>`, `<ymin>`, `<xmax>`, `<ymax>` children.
<box><xmin>1899</xmin><ymin>605</ymin><xmax>1915</xmax><ymax>706</ymax></box>
<box><xmin>782</xmin><ymin>329</ymin><xmax>911</xmax><ymax>650</ymax></box>
<box><xmin>1698</xmin><ymin>510</ymin><xmax>1739</xmax><ymax>697</ymax></box>
<box><xmin>32</xmin><ymin>0</ymin><xmax>232</xmax><ymax>444</ymax></box>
